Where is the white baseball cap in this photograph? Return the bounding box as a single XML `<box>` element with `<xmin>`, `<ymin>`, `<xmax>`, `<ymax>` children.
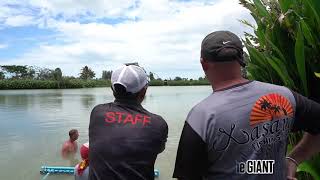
<box><xmin>111</xmin><ymin>65</ymin><xmax>149</xmax><ymax>94</ymax></box>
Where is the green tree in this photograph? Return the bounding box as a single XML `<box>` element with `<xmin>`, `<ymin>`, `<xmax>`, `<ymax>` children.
<box><xmin>37</xmin><ymin>68</ymin><xmax>54</xmax><ymax>80</ymax></box>
<box><xmin>26</xmin><ymin>68</ymin><xmax>36</xmax><ymax>79</ymax></box>
<box><xmin>53</xmin><ymin>68</ymin><xmax>63</xmax><ymax>81</ymax></box>
<box><xmin>198</xmin><ymin>77</ymin><xmax>203</xmax><ymax>81</ymax></box>
<box><xmin>149</xmin><ymin>72</ymin><xmax>155</xmax><ymax>81</ymax></box>
<box><xmin>0</xmin><ymin>71</ymin><xmax>5</xmax><ymax>80</ymax></box>
<box><xmin>240</xmin><ymin>0</ymin><xmax>320</xmax><ymax>179</ymax></box>
<box><xmin>1</xmin><ymin>65</ymin><xmax>36</xmax><ymax>79</ymax></box>
<box><xmin>1</xmin><ymin>65</ymin><xmax>28</xmax><ymax>79</ymax></box>
<box><xmin>102</xmin><ymin>70</ymin><xmax>112</xmax><ymax>80</ymax></box>
<box><xmin>174</xmin><ymin>76</ymin><xmax>182</xmax><ymax>81</ymax></box>
<box><xmin>80</xmin><ymin>66</ymin><xmax>95</xmax><ymax>80</ymax></box>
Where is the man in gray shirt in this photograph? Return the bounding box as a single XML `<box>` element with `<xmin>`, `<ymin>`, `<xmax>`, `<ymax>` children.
<box><xmin>173</xmin><ymin>31</ymin><xmax>320</xmax><ymax>180</ymax></box>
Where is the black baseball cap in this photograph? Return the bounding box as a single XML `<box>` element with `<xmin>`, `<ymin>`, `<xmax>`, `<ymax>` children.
<box><xmin>201</xmin><ymin>31</ymin><xmax>246</xmax><ymax>67</ymax></box>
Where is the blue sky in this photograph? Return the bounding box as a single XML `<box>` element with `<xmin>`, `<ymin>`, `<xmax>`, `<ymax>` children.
<box><xmin>0</xmin><ymin>0</ymin><xmax>254</xmax><ymax>79</ymax></box>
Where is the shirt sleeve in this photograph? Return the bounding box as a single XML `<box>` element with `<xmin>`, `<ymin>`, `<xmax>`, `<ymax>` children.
<box><xmin>291</xmin><ymin>90</ymin><xmax>320</xmax><ymax>135</ymax></box>
<box><xmin>173</xmin><ymin>121</ymin><xmax>207</xmax><ymax>179</ymax></box>
<box><xmin>159</xmin><ymin>119</ymin><xmax>168</xmax><ymax>153</ymax></box>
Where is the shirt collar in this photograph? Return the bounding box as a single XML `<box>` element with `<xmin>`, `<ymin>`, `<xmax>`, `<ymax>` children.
<box><xmin>114</xmin><ymin>98</ymin><xmax>142</xmax><ymax>107</ymax></box>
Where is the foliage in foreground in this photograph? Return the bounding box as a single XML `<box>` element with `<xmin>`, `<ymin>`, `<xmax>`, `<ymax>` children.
<box><xmin>240</xmin><ymin>0</ymin><xmax>320</xmax><ymax>179</ymax></box>
<box><xmin>240</xmin><ymin>0</ymin><xmax>320</xmax><ymax>100</ymax></box>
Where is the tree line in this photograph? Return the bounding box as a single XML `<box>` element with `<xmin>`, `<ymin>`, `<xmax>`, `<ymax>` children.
<box><xmin>0</xmin><ymin>65</ymin><xmax>110</xmax><ymax>80</ymax></box>
<box><xmin>0</xmin><ymin>65</ymin><xmax>112</xmax><ymax>89</ymax></box>
<box><xmin>0</xmin><ymin>65</ymin><xmax>209</xmax><ymax>89</ymax></box>
<box><xmin>0</xmin><ymin>65</ymin><xmax>208</xmax><ymax>82</ymax></box>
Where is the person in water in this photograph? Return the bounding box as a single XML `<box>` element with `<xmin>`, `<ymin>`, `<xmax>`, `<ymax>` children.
<box><xmin>61</xmin><ymin>129</ymin><xmax>79</xmax><ymax>159</ymax></box>
<box><xmin>89</xmin><ymin>64</ymin><xmax>168</xmax><ymax>180</ymax></box>
<box><xmin>75</xmin><ymin>142</ymin><xmax>89</xmax><ymax>180</ymax></box>
<box><xmin>173</xmin><ymin>31</ymin><xmax>320</xmax><ymax>180</ymax></box>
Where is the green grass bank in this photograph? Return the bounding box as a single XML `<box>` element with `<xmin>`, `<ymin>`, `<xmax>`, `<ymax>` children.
<box><xmin>0</xmin><ymin>79</ymin><xmax>210</xmax><ymax>90</ymax></box>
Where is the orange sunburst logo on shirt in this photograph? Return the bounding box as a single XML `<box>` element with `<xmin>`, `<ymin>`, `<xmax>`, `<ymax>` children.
<box><xmin>250</xmin><ymin>93</ymin><xmax>293</xmax><ymax>126</ymax></box>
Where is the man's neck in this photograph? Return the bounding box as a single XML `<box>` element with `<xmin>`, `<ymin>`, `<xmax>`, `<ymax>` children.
<box><xmin>212</xmin><ymin>77</ymin><xmax>249</xmax><ymax>91</ymax></box>
<box><xmin>115</xmin><ymin>98</ymin><xmax>141</xmax><ymax>105</ymax></box>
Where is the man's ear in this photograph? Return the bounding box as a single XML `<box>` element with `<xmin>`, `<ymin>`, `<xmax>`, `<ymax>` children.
<box><xmin>200</xmin><ymin>58</ymin><xmax>209</xmax><ymax>71</ymax></box>
<box><xmin>137</xmin><ymin>86</ymin><xmax>147</xmax><ymax>102</ymax></box>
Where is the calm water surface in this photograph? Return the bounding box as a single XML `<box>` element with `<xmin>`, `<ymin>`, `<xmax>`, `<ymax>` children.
<box><xmin>0</xmin><ymin>86</ymin><xmax>211</xmax><ymax>180</ymax></box>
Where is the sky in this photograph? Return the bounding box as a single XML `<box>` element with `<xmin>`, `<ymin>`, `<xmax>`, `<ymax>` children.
<box><xmin>0</xmin><ymin>0</ymin><xmax>254</xmax><ymax>79</ymax></box>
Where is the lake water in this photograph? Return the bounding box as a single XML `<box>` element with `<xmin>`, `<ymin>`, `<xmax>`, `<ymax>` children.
<box><xmin>0</xmin><ymin>86</ymin><xmax>212</xmax><ymax>180</ymax></box>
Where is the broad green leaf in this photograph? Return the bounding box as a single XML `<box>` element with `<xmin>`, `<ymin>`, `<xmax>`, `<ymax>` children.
<box><xmin>295</xmin><ymin>23</ymin><xmax>308</xmax><ymax>96</ymax></box>
<box><xmin>266</xmin><ymin>57</ymin><xmax>294</xmax><ymax>88</ymax></box>
<box><xmin>300</xmin><ymin>19</ymin><xmax>316</xmax><ymax>48</ymax></box>
<box><xmin>256</xmin><ymin>25</ymin><xmax>266</xmax><ymax>47</ymax></box>
<box><xmin>309</xmin><ymin>154</ymin><xmax>320</xmax><ymax>174</ymax></box>
<box><xmin>247</xmin><ymin>64</ymin><xmax>270</xmax><ymax>82</ymax></box>
<box><xmin>265</xmin><ymin>37</ymin><xmax>286</xmax><ymax>62</ymax></box>
<box><xmin>315</xmin><ymin>72</ymin><xmax>320</xmax><ymax>78</ymax></box>
<box><xmin>270</xmin><ymin>18</ymin><xmax>297</xmax><ymax>72</ymax></box>
<box><xmin>278</xmin><ymin>0</ymin><xmax>296</xmax><ymax>12</ymax></box>
<box><xmin>304</xmin><ymin>0</ymin><xmax>320</xmax><ymax>31</ymax></box>
<box><xmin>253</xmin><ymin>0</ymin><xmax>269</xmax><ymax>17</ymax></box>
<box><xmin>298</xmin><ymin>162</ymin><xmax>320</xmax><ymax>180</ymax></box>
<box><xmin>239</xmin><ymin>19</ymin><xmax>255</xmax><ymax>29</ymax></box>
<box><xmin>310</xmin><ymin>0</ymin><xmax>320</xmax><ymax>13</ymax></box>
<box><xmin>240</xmin><ymin>1</ymin><xmax>256</xmax><ymax>14</ymax></box>
<box><xmin>245</xmin><ymin>46</ymin><xmax>275</xmax><ymax>82</ymax></box>
<box><xmin>246</xmin><ymin>45</ymin><xmax>267</xmax><ymax>67</ymax></box>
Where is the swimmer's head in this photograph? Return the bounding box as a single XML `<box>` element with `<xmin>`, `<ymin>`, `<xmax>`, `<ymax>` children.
<box><xmin>69</xmin><ymin>129</ymin><xmax>79</xmax><ymax>141</ymax></box>
<box><xmin>80</xmin><ymin>142</ymin><xmax>89</xmax><ymax>160</ymax></box>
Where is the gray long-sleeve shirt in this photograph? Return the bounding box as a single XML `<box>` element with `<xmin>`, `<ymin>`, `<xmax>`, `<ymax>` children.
<box><xmin>173</xmin><ymin>81</ymin><xmax>320</xmax><ymax>180</ymax></box>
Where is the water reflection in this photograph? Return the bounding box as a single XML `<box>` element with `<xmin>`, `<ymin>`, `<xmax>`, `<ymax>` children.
<box><xmin>80</xmin><ymin>94</ymin><xmax>96</xmax><ymax>109</ymax></box>
<box><xmin>65</xmin><ymin>154</ymin><xmax>80</xmax><ymax>167</ymax></box>
<box><xmin>38</xmin><ymin>92</ymin><xmax>63</xmax><ymax>109</ymax></box>
<box><xmin>0</xmin><ymin>86</ymin><xmax>211</xmax><ymax>180</ymax></box>
<box><xmin>0</xmin><ymin>94</ymin><xmax>33</xmax><ymax>107</ymax></box>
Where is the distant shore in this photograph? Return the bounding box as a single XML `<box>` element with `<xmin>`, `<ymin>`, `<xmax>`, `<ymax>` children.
<box><xmin>0</xmin><ymin>79</ymin><xmax>210</xmax><ymax>90</ymax></box>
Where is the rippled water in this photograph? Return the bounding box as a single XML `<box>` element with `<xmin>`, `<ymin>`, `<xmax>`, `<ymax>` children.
<box><xmin>0</xmin><ymin>86</ymin><xmax>211</xmax><ymax>180</ymax></box>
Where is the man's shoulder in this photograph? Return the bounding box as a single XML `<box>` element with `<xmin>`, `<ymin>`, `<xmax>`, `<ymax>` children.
<box><xmin>143</xmin><ymin>109</ymin><xmax>167</xmax><ymax>126</ymax></box>
<box><xmin>62</xmin><ymin>141</ymin><xmax>72</xmax><ymax>148</ymax></box>
<box><xmin>94</xmin><ymin>102</ymin><xmax>114</xmax><ymax>108</ymax></box>
<box><xmin>63</xmin><ymin>140</ymin><xmax>71</xmax><ymax>145</ymax></box>
<box><xmin>91</xmin><ymin>102</ymin><xmax>115</xmax><ymax>112</ymax></box>
<box><xmin>190</xmin><ymin>93</ymin><xmax>218</xmax><ymax>113</ymax></box>
<box><xmin>185</xmin><ymin>96</ymin><xmax>215</xmax><ymax>126</ymax></box>
<box><xmin>190</xmin><ymin>81</ymin><xmax>293</xmax><ymax>113</ymax></box>
<box><xmin>254</xmin><ymin>81</ymin><xmax>290</xmax><ymax>90</ymax></box>
<box><xmin>249</xmin><ymin>81</ymin><xmax>295</xmax><ymax>102</ymax></box>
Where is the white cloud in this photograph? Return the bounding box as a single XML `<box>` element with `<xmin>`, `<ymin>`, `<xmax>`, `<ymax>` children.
<box><xmin>0</xmin><ymin>0</ymin><xmax>255</xmax><ymax>78</ymax></box>
<box><xmin>0</xmin><ymin>44</ymin><xmax>8</xmax><ymax>49</ymax></box>
<box><xmin>5</xmin><ymin>15</ymin><xmax>35</xmax><ymax>27</ymax></box>
<box><xmin>29</xmin><ymin>0</ymin><xmax>137</xmax><ymax>18</ymax></box>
